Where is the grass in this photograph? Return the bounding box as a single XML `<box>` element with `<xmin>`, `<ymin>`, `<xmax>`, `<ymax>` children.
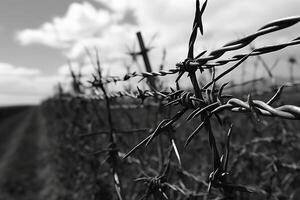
<box><xmin>39</xmin><ymin>0</ymin><xmax>300</xmax><ymax>199</ymax></box>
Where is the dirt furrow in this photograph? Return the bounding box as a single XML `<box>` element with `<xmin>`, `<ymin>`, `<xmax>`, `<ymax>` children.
<box><xmin>0</xmin><ymin>107</ymin><xmax>47</xmax><ymax>200</ymax></box>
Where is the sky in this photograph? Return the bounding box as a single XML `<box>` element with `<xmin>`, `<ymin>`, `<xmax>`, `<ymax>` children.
<box><xmin>0</xmin><ymin>0</ymin><xmax>300</xmax><ymax>106</ymax></box>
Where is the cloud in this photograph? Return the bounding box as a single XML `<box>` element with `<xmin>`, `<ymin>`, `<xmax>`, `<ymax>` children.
<box><xmin>11</xmin><ymin>0</ymin><xmax>300</xmax><ymax>106</ymax></box>
<box><xmin>16</xmin><ymin>2</ymin><xmax>112</xmax><ymax>48</ymax></box>
<box><xmin>16</xmin><ymin>0</ymin><xmax>300</xmax><ymax>59</ymax></box>
<box><xmin>0</xmin><ymin>62</ymin><xmax>63</xmax><ymax>105</ymax></box>
<box><xmin>0</xmin><ymin>75</ymin><xmax>59</xmax><ymax>106</ymax></box>
<box><xmin>0</xmin><ymin>62</ymin><xmax>41</xmax><ymax>77</ymax></box>
<box><xmin>16</xmin><ymin>1</ymin><xmax>140</xmax><ymax>77</ymax></box>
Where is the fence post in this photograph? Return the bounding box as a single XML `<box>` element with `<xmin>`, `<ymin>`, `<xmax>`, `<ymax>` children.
<box><xmin>136</xmin><ymin>31</ymin><xmax>157</xmax><ymax>90</ymax></box>
<box><xmin>289</xmin><ymin>57</ymin><xmax>296</xmax><ymax>83</ymax></box>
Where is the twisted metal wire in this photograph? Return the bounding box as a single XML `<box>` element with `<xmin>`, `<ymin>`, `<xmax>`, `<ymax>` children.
<box><xmin>221</xmin><ymin>98</ymin><xmax>300</xmax><ymax>119</ymax></box>
<box><xmin>165</xmin><ymin>88</ymin><xmax>300</xmax><ymax>120</ymax></box>
<box><xmin>98</xmin><ymin>16</ymin><xmax>300</xmax><ymax>85</ymax></box>
<box><xmin>178</xmin><ymin>16</ymin><xmax>300</xmax><ymax>69</ymax></box>
<box><xmin>68</xmin><ymin>89</ymin><xmax>167</xmax><ymax>102</ymax></box>
<box><xmin>60</xmin><ymin>4</ymin><xmax>300</xmax><ymax>198</ymax></box>
<box><xmin>101</xmin><ymin>69</ymin><xmax>179</xmax><ymax>84</ymax></box>
<box><xmin>71</xmin><ymin>84</ymin><xmax>300</xmax><ymax>121</ymax></box>
<box><xmin>202</xmin><ymin>36</ymin><xmax>300</xmax><ymax>68</ymax></box>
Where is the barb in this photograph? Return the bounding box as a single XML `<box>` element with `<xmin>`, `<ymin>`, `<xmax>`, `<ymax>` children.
<box><xmin>99</xmin><ymin>21</ymin><xmax>300</xmax><ymax>84</ymax></box>
<box><xmin>51</xmin><ymin>1</ymin><xmax>300</xmax><ymax>199</ymax></box>
<box><xmin>92</xmin><ymin>50</ymin><xmax>124</xmax><ymax>200</ymax></box>
<box><xmin>123</xmin><ymin>108</ymin><xmax>187</xmax><ymax>159</ymax></box>
<box><xmin>221</xmin><ymin>98</ymin><xmax>300</xmax><ymax>119</ymax></box>
<box><xmin>164</xmin><ymin>85</ymin><xmax>300</xmax><ymax>148</ymax></box>
<box><xmin>78</xmin><ymin>88</ymin><xmax>167</xmax><ymax>102</ymax></box>
<box><xmin>176</xmin><ymin>36</ymin><xmax>300</xmax><ymax>72</ymax></box>
<box><xmin>177</xmin><ymin>16</ymin><xmax>300</xmax><ymax>71</ymax></box>
<box><xmin>99</xmin><ymin>69</ymin><xmax>179</xmax><ymax>84</ymax></box>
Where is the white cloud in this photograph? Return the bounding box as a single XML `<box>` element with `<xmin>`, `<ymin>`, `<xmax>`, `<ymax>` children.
<box><xmin>0</xmin><ymin>62</ymin><xmax>40</xmax><ymax>77</ymax></box>
<box><xmin>16</xmin><ymin>2</ymin><xmax>112</xmax><ymax>48</ymax></box>
<box><xmin>0</xmin><ymin>62</ymin><xmax>64</xmax><ymax>106</ymax></box>
<box><xmin>10</xmin><ymin>0</ymin><xmax>300</xmax><ymax>106</ymax></box>
<box><xmin>16</xmin><ymin>0</ymin><xmax>300</xmax><ymax>62</ymax></box>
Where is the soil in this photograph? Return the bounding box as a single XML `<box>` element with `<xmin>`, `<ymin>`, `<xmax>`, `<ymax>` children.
<box><xmin>0</xmin><ymin>107</ymin><xmax>50</xmax><ymax>200</ymax></box>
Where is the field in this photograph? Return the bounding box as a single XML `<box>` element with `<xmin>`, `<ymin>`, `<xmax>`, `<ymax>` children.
<box><xmin>0</xmin><ymin>89</ymin><xmax>299</xmax><ymax>200</ymax></box>
<box><xmin>0</xmin><ymin>106</ymin><xmax>49</xmax><ymax>199</ymax></box>
<box><xmin>1</xmin><ymin>1</ymin><xmax>300</xmax><ymax>200</ymax></box>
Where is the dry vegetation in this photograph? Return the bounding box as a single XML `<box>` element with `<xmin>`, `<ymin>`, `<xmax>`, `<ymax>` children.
<box><xmin>41</xmin><ymin>1</ymin><xmax>300</xmax><ymax>199</ymax></box>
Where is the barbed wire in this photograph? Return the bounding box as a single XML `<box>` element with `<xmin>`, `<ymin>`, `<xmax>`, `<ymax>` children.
<box><xmin>88</xmin><ymin>89</ymin><xmax>166</xmax><ymax>101</ymax></box>
<box><xmin>55</xmin><ymin>1</ymin><xmax>300</xmax><ymax>198</ymax></box>
<box><xmin>180</xmin><ymin>16</ymin><xmax>300</xmax><ymax>68</ymax></box>
<box><xmin>58</xmin><ymin>83</ymin><xmax>300</xmax><ymax>121</ymax></box>
<box><xmin>100</xmin><ymin>69</ymin><xmax>179</xmax><ymax>84</ymax></box>
<box><xmin>96</xmin><ymin>16</ymin><xmax>300</xmax><ymax>85</ymax></box>
<box><xmin>166</xmin><ymin>89</ymin><xmax>300</xmax><ymax>120</ymax></box>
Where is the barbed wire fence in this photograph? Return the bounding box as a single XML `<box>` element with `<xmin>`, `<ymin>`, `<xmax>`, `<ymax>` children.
<box><xmin>51</xmin><ymin>0</ymin><xmax>300</xmax><ymax>199</ymax></box>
